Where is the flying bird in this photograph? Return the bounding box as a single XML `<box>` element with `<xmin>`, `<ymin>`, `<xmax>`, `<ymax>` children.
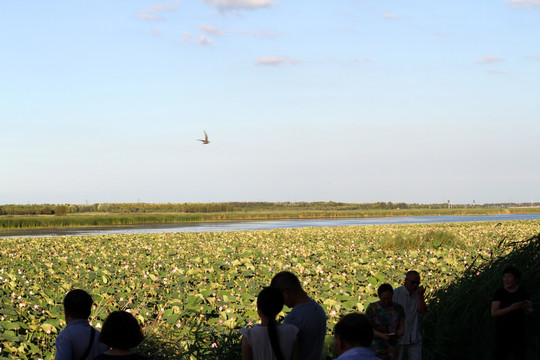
<box><xmin>197</xmin><ymin>131</ymin><xmax>210</xmax><ymax>144</ymax></box>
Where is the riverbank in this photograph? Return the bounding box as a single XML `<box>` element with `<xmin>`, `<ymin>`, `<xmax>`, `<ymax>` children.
<box><xmin>1</xmin><ymin>207</ymin><xmax>540</xmax><ymax>233</ymax></box>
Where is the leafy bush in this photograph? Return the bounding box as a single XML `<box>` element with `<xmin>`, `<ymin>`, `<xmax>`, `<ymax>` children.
<box><xmin>422</xmin><ymin>233</ymin><xmax>540</xmax><ymax>360</ymax></box>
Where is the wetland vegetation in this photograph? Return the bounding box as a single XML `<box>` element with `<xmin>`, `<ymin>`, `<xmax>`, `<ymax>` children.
<box><xmin>1</xmin><ymin>220</ymin><xmax>539</xmax><ymax>359</ymax></box>
<box><xmin>1</xmin><ymin>201</ymin><xmax>539</xmax><ymax>230</ymax></box>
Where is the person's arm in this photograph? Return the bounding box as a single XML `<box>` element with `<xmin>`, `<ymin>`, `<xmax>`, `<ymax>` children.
<box><xmin>242</xmin><ymin>337</ymin><xmax>253</xmax><ymax>360</ymax></box>
<box><xmin>397</xmin><ymin>316</ymin><xmax>405</xmax><ymax>337</ymax></box>
<box><xmin>54</xmin><ymin>331</ymin><xmax>72</xmax><ymax>360</ymax></box>
<box><xmin>291</xmin><ymin>340</ymin><xmax>298</xmax><ymax>360</ymax></box>
<box><xmin>523</xmin><ymin>300</ymin><xmax>533</xmax><ymax>314</ymax></box>
<box><xmin>373</xmin><ymin>328</ymin><xmax>390</xmax><ymax>341</ymax></box>
<box><xmin>491</xmin><ymin>300</ymin><xmax>526</xmax><ymax>317</ymax></box>
<box><xmin>417</xmin><ymin>286</ymin><xmax>427</xmax><ymax>315</ymax></box>
<box><xmin>365</xmin><ymin>304</ymin><xmax>388</xmax><ymax>340</ymax></box>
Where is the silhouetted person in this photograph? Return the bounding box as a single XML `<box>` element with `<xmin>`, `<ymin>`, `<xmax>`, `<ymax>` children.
<box><xmin>333</xmin><ymin>313</ymin><xmax>380</xmax><ymax>360</ymax></box>
<box><xmin>55</xmin><ymin>289</ymin><xmax>108</xmax><ymax>360</ymax></box>
<box><xmin>270</xmin><ymin>271</ymin><xmax>327</xmax><ymax>360</ymax></box>
<box><xmin>392</xmin><ymin>271</ymin><xmax>427</xmax><ymax>360</ymax></box>
<box><xmin>366</xmin><ymin>283</ymin><xmax>405</xmax><ymax>359</ymax></box>
<box><xmin>241</xmin><ymin>287</ymin><xmax>298</xmax><ymax>360</ymax></box>
<box><xmin>94</xmin><ymin>310</ymin><xmax>148</xmax><ymax>360</ymax></box>
<box><xmin>491</xmin><ymin>265</ymin><xmax>533</xmax><ymax>360</ymax></box>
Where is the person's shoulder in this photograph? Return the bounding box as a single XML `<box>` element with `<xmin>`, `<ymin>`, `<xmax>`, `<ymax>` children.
<box><xmin>240</xmin><ymin>324</ymin><xmax>262</xmax><ymax>337</ymax></box>
<box><xmin>393</xmin><ymin>285</ymin><xmax>407</xmax><ymax>298</ymax></box>
<box><xmin>280</xmin><ymin>323</ymin><xmax>299</xmax><ymax>335</ymax></box>
<box><xmin>365</xmin><ymin>301</ymin><xmax>379</xmax><ymax>313</ymax></box>
<box><xmin>366</xmin><ymin>301</ymin><xmax>379</xmax><ymax>308</ymax></box>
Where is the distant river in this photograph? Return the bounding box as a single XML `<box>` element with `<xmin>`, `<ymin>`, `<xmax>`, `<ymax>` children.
<box><xmin>2</xmin><ymin>213</ymin><xmax>540</xmax><ymax>238</ymax></box>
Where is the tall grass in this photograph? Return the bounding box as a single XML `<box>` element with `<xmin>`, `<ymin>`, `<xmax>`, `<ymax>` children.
<box><xmin>2</xmin><ymin>207</ymin><xmax>539</xmax><ymax>230</ymax></box>
<box><xmin>421</xmin><ymin>233</ymin><xmax>540</xmax><ymax>360</ymax></box>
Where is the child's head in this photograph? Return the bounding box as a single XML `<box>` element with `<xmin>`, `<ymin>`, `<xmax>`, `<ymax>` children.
<box><xmin>257</xmin><ymin>286</ymin><xmax>284</xmax><ymax>319</ymax></box>
<box><xmin>63</xmin><ymin>289</ymin><xmax>93</xmax><ymax>319</ymax></box>
<box><xmin>99</xmin><ymin>311</ymin><xmax>144</xmax><ymax>350</ymax></box>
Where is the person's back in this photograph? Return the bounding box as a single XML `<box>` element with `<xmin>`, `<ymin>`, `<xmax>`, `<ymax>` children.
<box><xmin>271</xmin><ymin>271</ymin><xmax>327</xmax><ymax>360</ymax></box>
<box><xmin>283</xmin><ymin>299</ymin><xmax>326</xmax><ymax>360</ymax></box>
<box><xmin>241</xmin><ymin>286</ymin><xmax>298</xmax><ymax>360</ymax></box>
<box><xmin>55</xmin><ymin>289</ymin><xmax>108</xmax><ymax>360</ymax></box>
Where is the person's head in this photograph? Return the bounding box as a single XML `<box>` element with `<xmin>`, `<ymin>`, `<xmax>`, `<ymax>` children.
<box><xmin>257</xmin><ymin>286</ymin><xmax>284</xmax><ymax>320</ymax></box>
<box><xmin>377</xmin><ymin>283</ymin><xmax>394</xmax><ymax>308</ymax></box>
<box><xmin>404</xmin><ymin>270</ymin><xmax>421</xmax><ymax>293</ymax></box>
<box><xmin>99</xmin><ymin>311</ymin><xmax>144</xmax><ymax>350</ymax></box>
<box><xmin>270</xmin><ymin>271</ymin><xmax>304</xmax><ymax>308</ymax></box>
<box><xmin>63</xmin><ymin>289</ymin><xmax>93</xmax><ymax>320</ymax></box>
<box><xmin>502</xmin><ymin>266</ymin><xmax>521</xmax><ymax>289</ymax></box>
<box><xmin>333</xmin><ymin>313</ymin><xmax>373</xmax><ymax>355</ymax></box>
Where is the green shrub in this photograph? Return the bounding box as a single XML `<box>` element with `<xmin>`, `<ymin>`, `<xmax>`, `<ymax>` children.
<box><xmin>422</xmin><ymin>233</ymin><xmax>540</xmax><ymax>360</ymax></box>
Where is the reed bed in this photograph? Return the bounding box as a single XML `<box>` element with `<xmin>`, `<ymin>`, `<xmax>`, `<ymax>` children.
<box><xmin>2</xmin><ymin>207</ymin><xmax>539</xmax><ymax>230</ymax></box>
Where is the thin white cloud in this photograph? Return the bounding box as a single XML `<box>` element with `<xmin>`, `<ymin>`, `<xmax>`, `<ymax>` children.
<box><xmin>139</xmin><ymin>1</ymin><xmax>178</xmax><ymax>21</ymax></box>
<box><xmin>199</xmin><ymin>25</ymin><xmax>226</xmax><ymax>37</ymax></box>
<box><xmin>149</xmin><ymin>3</ymin><xmax>177</xmax><ymax>11</ymax></box>
<box><xmin>254</xmin><ymin>56</ymin><xmax>300</xmax><ymax>66</ymax></box>
<box><xmin>201</xmin><ymin>0</ymin><xmax>277</xmax><ymax>11</ymax></box>
<box><xmin>182</xmin><ymin>32</ymin><xmax>193</xmax><ymax>43</ymax></box>
<box><xmin>181</xmin><ymin>32</ymin><xmax>213</xmax><ymax>45</ymax></box>
<box><xmin>233</xmin><ymin>29</ymin><xmax>282</xmax><ymax>37</ymax></box>
<box><xmin>152</xmin><ymin>28</ymin><xmax>161</xmax><ymax>36</ymax></box>
<box><xmin>526</xmin><ymin>55</ymin><xmax>540</xmax><ymax>60</ymax></box>
<box><xmin>475</xmin><ymin>56</ymin><xmax>504</xmax><ymax>64</ymax></box>
<box><xmin>488</xmin><ymin>70</ymin><xmax>505</xmax><ymax>74</ymax></box>
<box><xmin>382</xmin><ymin>13</ymin><xmax>398</xmax><ymax>19</ymax></box>
<box><xmin>507</xmin><ymin>0</ymin><xmax>540</xmax><ymax>7</ymax></box>
<box><xmin>138</xmin><ymin>13</ymin><xmax>165</xmax><ymax>21</ymax></box>
<box><xmin>198</xmin><ymin>35</ymin><xmax>213</xmax><ymax>45</ymax></box>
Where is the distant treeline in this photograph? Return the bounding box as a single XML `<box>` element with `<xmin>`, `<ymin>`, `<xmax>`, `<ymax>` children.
<box><xmin>1</xmin><ymin>201</ymin><xmax>540</xmax><ymax>216</ymax></box>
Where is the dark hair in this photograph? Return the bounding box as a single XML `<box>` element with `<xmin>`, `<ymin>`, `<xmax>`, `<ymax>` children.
<box><xmin>405</xmin><ymin>270</ymin><xmax>420</xmax><ymax>279</ymax></box>
<box><xmin>377</xmin><ymin>283</ymin><xmax>393</xmax><ymax>297</ymax></box>
<box><xmin>334</xmin><ymin>313</ymin><xmax>374</xmax><ymax>348</ymax></box>
<box><xmin>270</xmin><ymin>271</ymin><xmax>303</xmax><ymax>294</ymax></box>
<box><xmin>257</xmin><ymin>287</ymin><xmax>285</xmax><ymax>360</ymax></box>
<box><xmin>99</xmin><ymin>311</ymin><xmax>144</xmax><ymax>350</ymax></box>
<box><xmin>503</xmin><ymin>266</ymin><xmax>521</xmax><ymax>280</ymax></box>
<box><xmin>63</xmin><ymin>289</ymin><xmax>93</xmax><ymax>319</ymax></box>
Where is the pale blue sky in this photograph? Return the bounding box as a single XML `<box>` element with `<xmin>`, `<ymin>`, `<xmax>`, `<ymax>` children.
<box><xmin>2</xmin><ymin>0</ymin><xmax>539</xmax><ymax>205</ymax></box>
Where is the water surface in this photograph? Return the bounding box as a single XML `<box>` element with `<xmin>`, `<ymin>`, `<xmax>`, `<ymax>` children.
<box><xmin>2</xmin><ymin>213</ymin><xmax>540</xmax><ymax>238</ymax></box>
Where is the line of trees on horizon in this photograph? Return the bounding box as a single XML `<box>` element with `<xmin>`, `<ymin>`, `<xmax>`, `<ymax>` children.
<box><xmin>1</xmin><ymin>201</ymin><xmax>539</xmax><ymax>216</ymax></box>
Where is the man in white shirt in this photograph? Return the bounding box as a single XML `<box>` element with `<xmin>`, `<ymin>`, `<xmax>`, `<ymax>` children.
<box><xmin>392</xmin><ymin>271</ymin><xmax>427</xmax><ymax>360</ymax></box>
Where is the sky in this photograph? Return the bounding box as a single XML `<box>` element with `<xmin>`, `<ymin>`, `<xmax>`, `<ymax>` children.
<box><xmin>2</xmin><ymin>0</ymin><xmax>540</xmax><ymax>205</ymax></box>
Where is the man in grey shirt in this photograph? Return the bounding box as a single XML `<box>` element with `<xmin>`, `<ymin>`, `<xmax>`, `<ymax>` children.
<box><xmin>271</xmin><ymin>271</ymin><xmax>327</xmax><ymax>360</ymax></box>
<box><xmin>55</xmin><ymin>289</ymin><xmax>108</xmax><ymax>360</ymax></box>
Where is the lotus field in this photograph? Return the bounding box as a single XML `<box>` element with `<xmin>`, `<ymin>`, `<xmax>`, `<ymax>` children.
<box><xmin>1</xmin><ymin>220</ymin><xmax>539</xmax><ymax>359</ymax></box>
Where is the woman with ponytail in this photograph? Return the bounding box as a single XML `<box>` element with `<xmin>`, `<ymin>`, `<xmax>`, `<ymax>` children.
<box><xmin>241</xmin><ymin>287</ymin><xmax>298</xmax><ymax>360</ymax></box>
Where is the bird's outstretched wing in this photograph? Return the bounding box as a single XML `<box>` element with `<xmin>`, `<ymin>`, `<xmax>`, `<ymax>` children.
<box><xmin>197</xmin><ymin>131</ymin><xmax>210</xmax><ymax>144</ymax></box>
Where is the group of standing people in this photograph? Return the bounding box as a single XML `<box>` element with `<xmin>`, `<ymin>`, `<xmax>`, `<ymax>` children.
<box><xmin>365</xmin><ymin>271</ymin><xmax>427</xmax><ymax>360</ymax></box>
<box><xmin>241</xmin><ymin>270</ymin><xmax>427</xmax><ymax>360</ymax></box>
<box><xmin>54</xmin><ymin>266</ymin><xmax>533</xmax><ymax>360</ymax></box>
